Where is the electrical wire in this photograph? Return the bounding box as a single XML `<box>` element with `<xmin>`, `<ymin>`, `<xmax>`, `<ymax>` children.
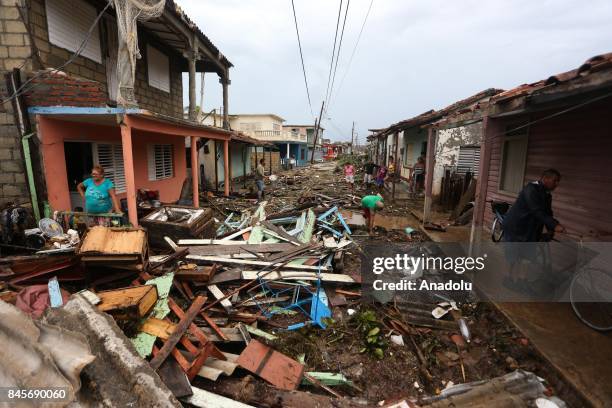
<box><xmin>328</xmin><ymin>0</ymin><xmax>373</xmax><ymax>113</ymax></box>
<box><xmin>290</xmin><ymin>0</ymin><xmax>315</xmax><ymax>118</ymax></box>
<box><xmin>1</xmin><ymin>0</ymin><xmax>112</xmax><ymax>106</ymax></box>
<box><xmin>327</xmin><ymin>0</ymin><xmax>350</xmax><ymax>114</ymax></box>
<box><xmin>322</xmin><ymin>0</ymin><xmax>344</xmax><ymax>114</ymax></box>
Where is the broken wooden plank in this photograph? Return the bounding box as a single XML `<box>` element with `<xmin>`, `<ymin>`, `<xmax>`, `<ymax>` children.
<box><xmin>208</xmin><ymin>284</ymin><xmax>233</xmax><ymax>313</ymax></box>
<box><xmin>149</xmin><ymin>295</ymin><xmax>206</xmax><ymax>370</ymax></box>
<box><xmin>178</xmin><ymin>239</ymin><xmax>249</xmax><ymax>246</ymax></box>
<box><xmin>188</xmin><ymin>255</ymin><xmax>328</xmax><ymax>271</ymax></box>
<box><xmin>97</xmin><ymin>284</ymin><xmax>158</xmax><ymax>319</ymax></box>
<box><xmin>260</xmin><ymin>221</ymin><xmax>302</xmax><ymax>245</ymax></box>
<box><xmin>241</xmin><ymin>271</ymin><xmax>355</xmax><ymax>283</ymax></box>
<box><xmin>182</xmin><ymin>386</ymin><xmax>256</xmax><ymax>408</ymax></box>
<box><xmin>186</xmin><ymin>243</ymin><xmax>296</xmax><ymax>257</ymax></box>
<box><xmin>237</xmin><ymin>340</ymin><xmax>304</xmax><ymax>391</ymax></box>
<box><xmin>220</xmin><ymin>227</ymin><xmax>253</xmax><ymax>241</ymax></box>
<box><xmin>175</xmin><ymin>265</ymin><xmax>216</xmax><ymax>282</ymax></box>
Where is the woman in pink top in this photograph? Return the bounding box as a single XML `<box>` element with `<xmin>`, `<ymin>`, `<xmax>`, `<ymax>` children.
<box><xmin>344</xmin><ymin>163</ymin><xmax>355</xmax><ymax>192</ymax></box>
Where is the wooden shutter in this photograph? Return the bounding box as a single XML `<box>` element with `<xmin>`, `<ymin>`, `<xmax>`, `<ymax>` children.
<box><xmin>93</xmin><ymin>143</ymin><xmax>126</xmax><ymax>193</ymax></box>
<box><xmin>45</xmin><ymin>0</ymin><xmax>102</xmax><ymax>63</ymax></box>
<box><xmin>457</xmin><ymin>146</ymin><xmax>481</xmax><ymax>176</ymax></box>
<box><xmin>147</xmin><ymin>45</ymin><xmax>170</xmax><ymax>92</ymax></box>
<box><xmin>147</xmin><ymin>144</ymin><xmax>174</xmax><ymax>181</ymax></box>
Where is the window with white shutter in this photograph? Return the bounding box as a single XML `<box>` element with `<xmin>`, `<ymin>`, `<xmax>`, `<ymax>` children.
<box><xmin>93</xmin><ymin>143</ymin><xmax>126</xmax><ymax>193</ymax></box>
<box><xmin>147</xmin><ymin>144</ymin><xmax>174</xmax><ymax>181</ymax></box>
<box><xmin>457</xmin><ymin>146</ymin><xmax>481</xmax><ymax>176</ymax></box>
<box><xmin>45</xmin><ymin>0</ymin><xmax>102</xmax><ymax>63</ymax></box>
<box><xmin>147</xmin><ymin>45</ymin><xmax>170</xmax><ymax>92</ymax></box>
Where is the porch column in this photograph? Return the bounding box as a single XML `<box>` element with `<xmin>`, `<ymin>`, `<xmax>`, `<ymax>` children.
<box><xmin>392</xmin><ymin>132</ymin><xmax>399</xmax><ymax>203</ymax></box>
<box><xmin>191</xmin><ymin>136</ymin><xmax>199</xmax><ymax>207</ymax></box>
<box><xmin>423</xmin><ymin>127</ymin><xmax>436</xmax><ymax>223</ymax></box>
<box><xmin>286</xmin><ymin>142</ymin><xmax>290</xmax><ymax>159</ymax></box>
<box><xmin>188</xmin><ymin>50</ymin><xmax>197</xmax><ymax>121</ymax></box>
<box><xmin>120</xmin><ymin>122</ymin><xmax>138</xmax><ymax>227</ymax></box>
<box><xmin>220</xmin><ymin>74</ymin><xmax>230</xmax><ymax>129</ymax></box>
<box><xmin>223</xmin><ymin>139</ymin><xmax>230</xmax><ymax>196</ymax></box>
<box><xmin>470</xmin><ymin>116</ymin><xmax>498</xmax><ymax>251</ymax></box>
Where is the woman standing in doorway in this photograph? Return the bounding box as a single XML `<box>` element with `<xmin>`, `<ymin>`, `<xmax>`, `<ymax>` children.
<box><xmin>77</xmin><ymin>165</ymin><xmax>121</xmax><ymax>216</ymax></box>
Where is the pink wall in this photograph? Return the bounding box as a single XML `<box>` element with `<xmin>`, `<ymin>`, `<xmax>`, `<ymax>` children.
<box><xmin>37</xmin><ymin>116</ymin><xmax>187</xmax><ymax>212</ymax></box>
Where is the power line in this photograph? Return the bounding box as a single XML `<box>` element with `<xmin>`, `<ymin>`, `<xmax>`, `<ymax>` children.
<box><xmin>290</xmin><ymin>0</ymin><xmax>314</xmax><ymax>118</ymax></box>
<box><xmin>327</xmin><ymin>0</ymin><xmax>350</xmax><ymax>114</ymax></box>
<box><xmin>322</xmin><ymin>0</ymin><xmax>344</xmax><ymax>113</ymax></box>
<box><xmin>1</xmin><ymin>0</ymin><xmax>112</xmax><ymax>106</ymax></box>
<box><xmin>328</xmin><ymin>0</ymin><xmax>373</xmax><ymax>112</ymax></box>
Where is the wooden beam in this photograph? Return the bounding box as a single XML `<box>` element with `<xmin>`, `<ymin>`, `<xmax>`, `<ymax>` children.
<box><xmin>149</xmin><ymin>295</ymin><xmax>206</xmax><ymax>370</ymax></box>
<box><xmin>187</xmin><ymin>255</ymin><xmax>328</xmax><ymax>271</ymax></box>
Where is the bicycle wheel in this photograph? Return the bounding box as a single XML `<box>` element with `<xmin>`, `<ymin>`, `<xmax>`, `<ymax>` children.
<box><xmin>491</xmin><ymin>218</ymin><xmax>504</xmax><ymax>242</ymax></box>
<box><xmin>570</xmin><ymin>267</ymin><xmax>612</xmax><ymax>332</ymax></box>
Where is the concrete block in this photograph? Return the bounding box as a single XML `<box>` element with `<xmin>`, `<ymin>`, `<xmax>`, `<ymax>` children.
<box><xmin>0</xmin><ymin>172</ymin><xmax>14</xmax><ymax>184</ymax></box>
<box><xmin>13</xmin><ymin>171</ymin><xmax>25</xmax><ymax>184</ymax></box>
<box><xmin>0</xmin><ymin>5</ymin><xmax>20</xmax><ymax>19</ymax></box>
<box><xmin>4</xmin><ymin>20</ymin><xmax>27</xmax><ymax>33</ymax></box>
<box><xmin>0</xmin><ymin>33</ymin><xmax>24</xmax><ymax>46</ymax></box>
<box><xmin>44</xmin><ymin>295</ymin><xmax>182</xmax><ymax>407</ymax></box>
<box><xmin>0</xmin><ymin>46</ymin><xmax>8</xmax><ymax>58</ymax></box>
<box><xmin>8</xmin><ymin>45</ymin><xmax>30</xmax><ymax>58</ymax></box>
<box><xmin>0</xmin><ymin>148</ymin><xmax>12</xmax><ymax>160</ymax></box>
<box><xmin>2</xmin><ymin>183</ymin><xmax>24</xmax><ymax>197</ymax></box>
<box><xmin>1</xmin><ymin>160</ymin><xmax>22</xmax><ymax>172</ymax></box>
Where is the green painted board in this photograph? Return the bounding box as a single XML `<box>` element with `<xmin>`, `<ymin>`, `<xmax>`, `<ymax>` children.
<box><xmin>131</xmin><ymin>272</ymin><xmax>174</xmax><ymax>358</ymax></box>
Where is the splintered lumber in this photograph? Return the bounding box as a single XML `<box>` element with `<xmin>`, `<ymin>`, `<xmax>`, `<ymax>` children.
<box><xmin>141</xmin><ymin>317</ymin><xmax>176</xmax><ymax>340</ymax></box>
<box><xmin>183</xmin><ymin>386</ymin><xmax>256</xmax><ymax>408</ymax></box>
<box><xmin>264</xmin><ymin>242</ymin><xmax>320</xmax><ymax>263</ymax></box>
<box><xmin>185</xmin><ymin>243</ymin><xmax>296</xmax><ymax>257</ymax></box>
<box><xmin>241</xmin><ymin>271</ymin><xmax>356</xmax><ymax>284</ymax></box>
<box><xmin>208</xmin><ymin>285</ymin><xmax>233</xmax><ymax>313</ymax></box>
<box><xmin>260</xmin><ymin>221</ymin><xmax>302</xmax><ymax>245</ymax></box>
<box><xmin>188</xmin><ymin>255</ymin><xmax>328</xmax><ymax>271</ymax></box>
<box><xmin>149</xmin><ymin>295</ymin><xmax>207</xmax><ymax>370</ymax></box>
<box><xmin>236</xmin><ymin>340</ymin><xmax>304</xmax><ymax>391</ymax></box>
<box><xmin>178</xmin><ymin>239</ymin><xmax>248</xmax><ymax>246</ymax></box>
<box><xmin>175</xmin><ymin>265</ymin><xmax>216</xmax><ymax>282</ymax></box>
<box><xmin>97</xmin><ymin>284</ymin><xmax>158</xmax><ymax>319</ymax></box>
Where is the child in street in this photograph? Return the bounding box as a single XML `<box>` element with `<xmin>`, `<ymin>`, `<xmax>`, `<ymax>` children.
<box><xmin>375</xmin><ymin>165</ymin><xmax>387</xmax><ymax>193</ymax></box>
<box><xmin>344</xmin><ymin>162</ymin><xmax>355</xmax><ymax>192</ymax></box>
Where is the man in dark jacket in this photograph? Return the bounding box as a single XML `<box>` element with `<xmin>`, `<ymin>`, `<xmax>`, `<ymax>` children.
<box><xmin>502</xmin><ymin>169</ymin><xmax>566</xmax><ymax>294</ymax></box>
<box><xmin>503</xmin><ymin>169</ymin><xmax>565</xmax><ymax>242</ymax></box>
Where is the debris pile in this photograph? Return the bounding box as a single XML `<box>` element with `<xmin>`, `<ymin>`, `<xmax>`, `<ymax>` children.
<box><xmin>0</xmin><ymin>163</ymin><xmax>572</xmax><ymax>407</ymax></box>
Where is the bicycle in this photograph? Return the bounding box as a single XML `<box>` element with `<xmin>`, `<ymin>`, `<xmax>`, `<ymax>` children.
<box><xmin>499</xmin><ymin>225</ymin><xmax>612</xmax><ymax>332</ymax></box>
<box><xmin>568</xmin><ymin>235</ymin><xmax>612</xmax><ymax>332</ymax></box>
<box><xmin>488</xmin><ymin>200</ymin><xmax>510</xmax><ymax>242</ymax></box>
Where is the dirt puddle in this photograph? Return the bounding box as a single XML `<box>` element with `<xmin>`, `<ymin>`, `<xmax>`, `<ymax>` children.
<box><xmin>341</xmin><ymin>210</ymin><xmax>417</xmax><ymax>231</ymax></box>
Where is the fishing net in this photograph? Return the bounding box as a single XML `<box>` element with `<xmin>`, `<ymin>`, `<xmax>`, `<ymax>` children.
<box><xmin>112</xmin><ymin>0</ymin><xmax>165</xmax><ymax>106</ymax></box>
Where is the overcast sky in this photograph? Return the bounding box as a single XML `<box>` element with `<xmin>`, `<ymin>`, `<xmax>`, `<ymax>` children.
<box><xmin>178</xmin><ymin>0</ymin><xmax>612</xmax><ymax>142</ymax></box>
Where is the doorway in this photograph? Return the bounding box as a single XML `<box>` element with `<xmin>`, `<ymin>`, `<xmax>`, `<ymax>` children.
<box><xmin>64</xmin><ymin>142</ymin><xmax>93</xmax><ymax>210</ymax></box>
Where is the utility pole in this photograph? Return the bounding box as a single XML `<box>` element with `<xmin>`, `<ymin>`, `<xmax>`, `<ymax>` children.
<box><xmin>310</xmin><ymin>101</ymin><xmax>325</xmax><ymax>164</ymax></box>
<box><xmin>350</xmin><ymin>121</ymin><xmax>355</xmax><ymax>155</ymax></box>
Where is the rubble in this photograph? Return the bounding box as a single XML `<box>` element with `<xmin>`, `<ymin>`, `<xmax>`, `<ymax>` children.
<box><xmin>0</xmin><ymin>162</ymin><xmax>574</xmax><ymax>407</ymax></box>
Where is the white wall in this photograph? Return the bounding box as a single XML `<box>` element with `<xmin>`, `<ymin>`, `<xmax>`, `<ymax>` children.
<box><xmin>432</xmin><ymin>122</ymin><xmax>482</xmax><ymax>196</ymax></box>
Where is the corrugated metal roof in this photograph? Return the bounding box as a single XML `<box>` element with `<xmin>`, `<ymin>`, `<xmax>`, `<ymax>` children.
<box><xmin>491</xmin><ymin>52</ymin><xmax>612</xmax><ymax>104</ymax></box>
<box><xmin>230</xmin><ymin>131</ymin><xmax>275</xmax><ymax>146</ymax></box>
<box><xmin>165</xmin><ymin>0</ymin><xmax>233</xmax><ymax>68</ymax></box>
<box><xmin>374</xmin><ymin>88</ymin><xmax>503</xmax><ymax>139</ymax></box>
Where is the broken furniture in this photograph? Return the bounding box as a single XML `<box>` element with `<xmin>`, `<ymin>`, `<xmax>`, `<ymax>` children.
<box><xmin>78</xmin><ymin>226</ymin><xmax>148</xmax><ymax>271</ymax></box>
<box><xmin>97</xmin><ymin>284</ymin><xmax>158</xmax><ymax>320</ymax></box>
<box><xmin>140</xmin><ymin>205</ymin><xmax>214</xmax><ymax>248</ymax></box>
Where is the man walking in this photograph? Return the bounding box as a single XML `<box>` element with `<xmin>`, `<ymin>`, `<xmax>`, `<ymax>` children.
<box><xmin>363</xmin><ymin>160</ymin><xmax>375</xmax><ymax>186</ymax></box>
<box><xmin>255</xmin><ymin>158</ymin><xmax>266</xmax><ymax>202</ymax></box>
